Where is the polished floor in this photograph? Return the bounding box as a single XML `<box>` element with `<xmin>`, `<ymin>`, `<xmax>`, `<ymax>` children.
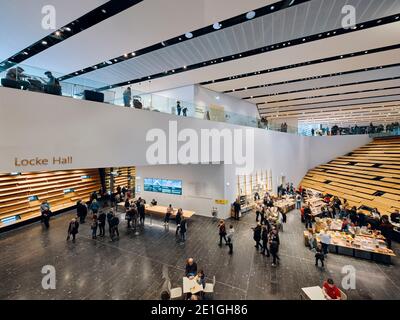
<box><xmin>0</xmin><ymin>207</ymin><xmax>399</xmax><ymax>300</ymax></box>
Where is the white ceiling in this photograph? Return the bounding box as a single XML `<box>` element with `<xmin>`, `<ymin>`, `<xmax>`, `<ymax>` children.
<box><xmin>23</xmin><ymin>0</ymin><xmax>270</xmax><ymax>74</ymax></box>
<box><xmin>0</xmin><ymin>0</ymin><xmax>108</xmax><ymax>62</ymax></box>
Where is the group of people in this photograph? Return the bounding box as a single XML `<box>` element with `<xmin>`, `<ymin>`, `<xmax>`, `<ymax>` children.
<box><xmin>175</xmin><ymin>101</ymin><xmax>188</xmax><ymax>117</ymax></box>
<box><xmin>217</xmin><ymin>220</ymin><xmax>235</xmax><ymax>254</ymax></box>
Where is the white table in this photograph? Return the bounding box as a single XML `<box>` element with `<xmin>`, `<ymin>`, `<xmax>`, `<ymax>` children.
<box><xmin>183</xmin><ymin>277</ymin><xmax>203</xmax><ymax>294</ymax></box>
<box><xmin>301</xmin><ymin>286</ymin><xmax>326</xmax><ymax>300</ymax></box>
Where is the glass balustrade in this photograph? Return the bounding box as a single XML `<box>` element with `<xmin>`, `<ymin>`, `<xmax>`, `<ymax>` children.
<box><xmin>0</xmin><ymin>63</ymin><xmax>304</xmax><ymax>134</ymax></box>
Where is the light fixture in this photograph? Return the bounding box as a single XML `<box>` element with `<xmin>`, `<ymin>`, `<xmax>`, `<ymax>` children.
<box><xmin>185</xmin><ymin>32</ymin><xmax>193</xmax><ymax>39</ymax></box>
<box><xmin>124</xmin><ymin>53</ymin><xmax>128</xmax><ymax>57</ymax></box>
<box><xmin>101</xmin><ymin>9</ymin><xmax>107</xmax><ymax>13</ymax></box>
<box><xmin>183</xmin><ymin>66</ymin><xmax>187</xmax><ymax>69</ymax></box>
<box><xmin>270</xmin><ymin>6</ymin><xmax>275</xmax><ymax>10</ymax></box>
<box><xmin>213</xmin><ymin>22</ymin><xmax>222</xmax><ymax>30</ymax></box>
<box><xmin>55</xmin><ymin>31</ymin><xmax>61</xmax><ymax>36</ymax></box>
<box><xmin>41</xmin><ymin>41</ymin><xmax>47</xmax><ymax>45</ymax></box>
<box><xmin>216</xmin><ymin>96</ymin><xmax>220</xmax><ymax>100</ymax></box>
<box><xmin>22</xmin><ymin>51</ymin><xmax>28</xmax><ymax>55</ymax></box>
<box><xmin>246</xmin><ymin>11</ymin><xmax>256</xmax><ymax>19</ymax></box>
<box><xmin>131</xmin><ymin>52</ymin><xmax>136</xmax><ymax>56</ymax></box>
<box><xmin>64</xmin><ymin>27</ymin><xmax>72</xmax><ymax>32</ymax></box>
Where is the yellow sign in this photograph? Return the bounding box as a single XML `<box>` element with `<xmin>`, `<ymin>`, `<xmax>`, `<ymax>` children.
<box><xmin>215</xmin><ymin>199</ymin><xmax>228</xmax><ymax>205</ymax></box>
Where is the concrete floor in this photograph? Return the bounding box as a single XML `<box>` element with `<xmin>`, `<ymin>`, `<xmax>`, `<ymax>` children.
<box><xmin>0</xmin><ymin>207</ymin><xmax>399</xmax><ymax>300</ymax></box>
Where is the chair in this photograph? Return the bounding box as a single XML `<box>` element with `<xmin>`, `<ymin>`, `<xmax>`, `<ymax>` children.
<box><xmin>203</xmin><ymin>276</ymin><xmax>216</xmax><ymax>294</ymax></box>
<box><xmin>167</xmin><ymin>280</ymin><xmax>182</xmax><ymax>300</ymax></box>
<box><xmin>339</xmin><ymin>289</ymin><xmax>348</xmax><ymax>300</ymax></box>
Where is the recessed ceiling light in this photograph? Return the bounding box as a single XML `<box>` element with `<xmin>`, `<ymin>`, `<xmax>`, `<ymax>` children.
<box><xmin>131</xmin><ymin>52</ymin><xmax>136</xmax><ymax>56</ymax></box>
<box><xmin>185</xmin><ymin>32</ymin><xmax>193</xmax><ymax>39</ymax></box>
<box><xmin>246</xmin><ymin>11</ymin><xmax>256</xmax><ymax>19</ymax></box>
<box><xmin>101</xmin><ymin>9</ymin><xmax>107</xmax><ymax>13</ymax></box>
<box><xmin>41</xmin><ymin>40</ymin><xmax>47</xmax><ymax>45</ymax></box>
<box><xmin>106</xmin><ymin>60</ymin><xmax>112</xmax><ymax>65</ymax></box>
<box><xmin>64</xmin><ymin>27</ymin><xmax>72</xmax><ymax>32</ymax></box>
<box><xmin>270</xmin><ymin>6</ymin><xmax>275</xmax><ymax>10</ymax></box>
<box><xmin>55</xmin><ymin>31</ymin><xmax>61</xmax><ymax>36</ymax></box>
<box><xmin>114</xmin><ymin>59</ymin><xmax>118</xmax><ymax>62</ymax></box>
<box><xmin>213</xmin><ymin>22</ymin><xmax>222</xmax><ymax>30</ymax></box>
<box><xmin>183</xmin><ymin>66</ymin><xmax>187</xmax><ymax>69</ymax></box>
<box><xmin>23</xmin><ymin>51</ymin><xmax>28</xmax><ymax>55</ymax></box>
<box><xmin>124</xmin><ymin>54</ymin><xmax>128</xmax><ymax>57</ymax></box>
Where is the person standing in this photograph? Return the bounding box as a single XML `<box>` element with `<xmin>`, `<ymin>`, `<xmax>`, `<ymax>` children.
<box><xmin>175</xmin><ymin>208</ymin><xmax>182</xmax><ymax>236</ymax></box>
<box><xmin>252</xmin><ymin>223</ymin><xmax>262</xmax><ymax>250</ymax></box>
<box><xmin>110</xmin><ymin>213</ymin><xmax>120</xmax><ymax>241</ymax></box>
<box><xmin>320</xmin><ymin>230</ymin><xmax>331</xmax><ymax>255</ymax></box>
<box><xmin>123</xmin><ymin>87</ymin><xmax>132</xmax><ymax>107</ymax></box>
<box><xmin>217</xmin><ymin>220</ymin><xmax>228</xmax><ymax>246</ymax></box>
<box><xmin>296</xmin><ymin>193</ymin><xmax>302</xmax><ymax>210</ymax></box>
<box><xmin>91</xmin><ymin>215</ymin><xmax>98</xmax><ymax>239</ymax></box>
<box><xmin>106</xmin><ymin>210</ymin><xmax>114</xmax><ymax>237</ymax></box>
<box><xmin>304</xmin><ymin>204</ymin><xmax>313</xmax><ymax>229</ymax></box>
<box><xmin>176</xmin><ymin>101</ymin><xmax>182</xmax><ymax>116</ymax></box>
<box><xmin>67</xmin><ymin>218</ymin><xmax>79</xmax><ymax>242</ymax></box>
<box><xmin>138</xmin><ymin>199</ymin><xmax>146</xmax><ymax>225</ymax></box>
<box><xmin>180</xmin><ymin>217</ymin><xmax>187</xmax><ymax>242</ymax></box>
<box><xmin>380</xmin><ymin>217</ymin><xmax>394</xmax><ymax>249</ymax></box>
<box><xmin>315</xmin><ymin>243</ymin><xmax>325</xmax><ymax>267</ymax></box>
<box><xmin>164</xmin><ymin>204</ymin><xmax>173</xmax><ymax>226</ymax></box>
<box><xmin>98</xmin><ymin>211</ymin><xmax>106</xmax><ymax>237</ymax></box>
<box><xmin>269</xmin><ymin>229</ymin><xmax>280</xmax><ymax>267</ymax></box>
<box><xmin>89</xmin><ymin>199</ymin><xmax>100</xmax><ymax>215</ymax></box>
<box><xmin>261</xmin><ymin>225</ymin><xmax>270</xmax><ymax>257</ymax></box>
<box><xmin>227</xmin><ymin>225</ymin><xmax>234</xmax><ymax>254</ymax></box>
<box><xmin>77</xmin><ymin>200</ymin><xmax>88</xmax><ymax>224</ymax></box>
<box><xmin>233</xmin><ymin>199</ymin><xmax>241</xmax><ymax>221</ymax></box>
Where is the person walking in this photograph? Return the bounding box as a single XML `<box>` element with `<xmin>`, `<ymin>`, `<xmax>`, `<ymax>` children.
<box><xmin>320</xmin><ymin>230</ymin><xmax>331</xmax><ymax>256</ymax></box>
<box><xmin>123</xmin><ymin>87</ymin><xmax>132</xmax><ymax>107</ymax></box>
<box><xmin>315</xmin><ymin>243</ymin><xmax>325</xmax><ymax>267</ymax></box>
<box><xmin>269</xmin><ymin>229</ymin><xmax>280</xmax><ymax>267</ymax></box>
<box><xmin>137</xmin><ymin>199</ymin><xmax>146</xmax><ymax>225</ymax></box>
<box><xmin>91</xmin><ymin>215</ymin><xmax>98</xmax><ymax>239</ymax></box>
<box><xmin>304</xmin><ymin>204</ymin><xmax>313</xmax><ymax>229</ymax></box>
<box><xmin>98</xmin><ymin>211</ymin><xmax>106</xmax><ymax>237</ymax></box>
<box><xmin>176</xmin><ymin>101</ymin><xmax>182</xmax><ymax>116</ymax></box>
<box><xmin>40</xmin><ymin>200</ymin><xmax>51</xmax><ymax>229</ymax></box>
<box><xmin>218</xmin><ymin>220</ymin><xmax>228</xmax><ymax>246</ymax></box>
<box><xmin>179</xmin><ymin>217</ymin><xmax>187</xmax><ymax>242</ymax></box>
<box><xmin>175</xmin><ymin>208</ymin><xmax>182</xmax><ymax>236</ymax></box>
<box><xmin>67</xmin><ymin>218</ymin><xmax>79</xmax><ymax>242</ymax></box>
<box><xmin>227</xmin><ymin>225</ymin><xmax>234</xmax><ymax>254</ymax></box>
<box><xmin>252</xmin><ymin>223</ymin><xmax>262</xmax><ymax>250</ymax></box>
<box><xmin>261</xmin><ymin>225</ymin><xmax>270</xmax><ymax>257</ymax></box>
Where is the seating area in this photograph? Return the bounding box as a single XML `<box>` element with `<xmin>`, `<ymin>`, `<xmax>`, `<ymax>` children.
<box><xmin>0</xmin><ymin>169</ymin><xmax>101</xmax><ymax>228</ymax></box>
<box><xmin>301</xmin><ymin>138</ymin><xmax>400</xmax><ymax>216</ymax></box>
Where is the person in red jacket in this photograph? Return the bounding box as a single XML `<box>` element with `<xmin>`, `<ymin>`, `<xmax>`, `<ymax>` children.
<box><xmin>323</xmin><ymin>278</ymin><xmax>342</xmax><ymax>300</ymax></box>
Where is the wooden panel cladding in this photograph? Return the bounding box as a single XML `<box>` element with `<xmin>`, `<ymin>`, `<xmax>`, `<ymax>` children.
<box><xmin>300</xmin><ymin>138</ymin><xmax>400</xmax><ymax>215</ymax></box>
<box><xmin>0</xmin><ymin>169</ymin><xmax>101</xmax><ymax>228</ymax></box>
<box><xmin>105</xmin><ymin>167</ymin><xmax>135</xmax><ymax>193</ymax></box>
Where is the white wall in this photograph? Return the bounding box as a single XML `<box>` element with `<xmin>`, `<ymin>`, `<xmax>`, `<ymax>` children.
<box><xmin>135</xmin><ymin>164</ymin><xmax>229</xmax><ymax>218</ymax></box>
<box><xmin>194</xmin><ymin>85</ymin><xmax>259</xmax><ymax>119</ymax></box>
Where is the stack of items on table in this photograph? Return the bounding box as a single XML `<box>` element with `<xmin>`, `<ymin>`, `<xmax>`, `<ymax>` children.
<box><xmin>304</xmin><ymin>217</ymin><xmax>395</xmax><ymax>258</ymax></box>
<box><xmin>273</xmin><ymin>195</ymin><xmax>296</xmax><ymax>214</ymax></box>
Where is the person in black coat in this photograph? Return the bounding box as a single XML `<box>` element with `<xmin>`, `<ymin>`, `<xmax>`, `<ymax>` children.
<box><xmin>106</xmin><ymin>211</ymin><xmax>114</xmax><ymax>236</ymax></box>
<box><xmin>233</xmin><ymin>199</ymin><xmax>241</xmax><ymax>220</ymax></box>
<box><xmin>180</xmin><ymin>217</ymin><xmax>187</xmax><ymax>242</ymax></box>
<box><xmin>252</xmin><ymin>223</ymin><xmax>262</xmax><ymax>250</ymax></box>
<box><xmin>98</xmin><ymin>211</ymin><xmax>106</xmax><ymax>237</ymax></box>
<box><xmin>175</xmin><ymin>209</ymin><xmax>182</xmax><ymax>235</ymax></box>
<box><xmin>261</xmin><ymin>225</ymin><xmax>270</xmax><ymax>257</ymax></box>
<box><xmin>380</xmin><ymin>217</ymin><xmax>394</xmax><ymax>249</ymax></box>
<box><xmin>269</xmin><ymin>229</ymin><xmax>280</xmax><ymax>266</ymax></box>
<box><xmin>218</xmin><ymin>220</ymin><xmax>228</xmax><ymax>246</ymax></box>
<box><xmin>76</xmin><ymin>200</ymin><xmax>88</xmax><ymax>224</ymax></box>
<box><xmin>137</xmin><ymin>199</ymin><xmax>146</xmax><ymax>225</ymax></box>
<box><xmin>185</xmin><ymin>258</ymin><xmax>197</xmax><ymax>277</ymax></box>
<box><xmin>304</xmin><ymin>205</ymin><xmax>312</xmax><ymax>229</ymax></box>
<box><xmin>110</xmin><ymin>214</ymin><xmax>120</xmax><ymax>241</ymax></box>
<box><xmin>67</xmin><ymin>218</ymin><xmax>79</xmax><ymax>242</ymax></box>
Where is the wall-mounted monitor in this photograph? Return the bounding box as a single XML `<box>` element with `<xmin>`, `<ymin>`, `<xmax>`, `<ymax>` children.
<box><xmin>28</xmin><ymin>195</ymin><xmax>38</xmax><ymax>201</ymax></box>
<box><xmin>144</xmin><ymin>178</ymin><xmax>182</xmax><ymax>195</ymax></box>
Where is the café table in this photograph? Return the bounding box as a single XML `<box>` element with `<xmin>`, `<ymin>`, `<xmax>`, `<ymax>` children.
<box><xmin>183</xmin><ymin>276</ymin><xmax>203</xmax><ymax>294</ymax></box>
<box><xmin>300</xmin><ymin>286</ymin><xmax>327</xmax><ymax>300</ymax></box>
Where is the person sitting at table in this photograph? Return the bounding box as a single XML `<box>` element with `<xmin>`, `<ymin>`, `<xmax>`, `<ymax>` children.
<box><xmin>358</xmin><ymin>210</ymin><xmax>366</xmax><ymax>227</ymax></box>
<box><xmin>380</xmin><ymin>217</ymin><xmax>394</xmax><ymax>249</ymax></box>
<box><xmin>349</xmin><ymin>206</ymin><xmax>358</xmax><ymax>224</ymax></box>
<box><xmin>197</xmin><ymin>270</ymin><xmax>206</xmax><ymax>289</ymax></box>
<box><xmin>391</xmin><ymin>209</ymin><xmax>400</xmax><ymax>224</ymax></box>
<box><xmin>151</xmin><ymin>199</ymin><xmax>157</xmax><ymax>206</ymax></box>
<box><xmin>322</xmin><ymin>278</ymin><xmax>342</xmax><ymax>300</ymax></box>
<box><xmin>185</xmin><ymin>258</ymin><xmax>198</xmax><ymax>278</ymax></box>
<box><xmin>160</xmin><ymin>291</ymin><xmax>170</xmax><ymax>300</ymax></box>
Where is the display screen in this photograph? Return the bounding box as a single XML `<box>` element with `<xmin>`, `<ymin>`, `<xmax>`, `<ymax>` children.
<box><xmin>144</xmin><ymin>178</ymin><xmax>182</xmax><ymax>195</ymax></box>
<box><xmin>28</xmin><ymin>195</ymin><xmax>38</xmax><ymax>201</ymax></box>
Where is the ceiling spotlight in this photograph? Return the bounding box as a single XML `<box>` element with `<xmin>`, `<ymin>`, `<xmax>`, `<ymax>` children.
<box><xmin>179</xmin><ymin>38</ymin><xmax>182</xmax><ymax>41</ymax></box>
<box><xmin>131</xmin><ymin>52</ymin><xmax>136</xmax><ymax>57</ymax></box>
<box><xmin>185</xmin><ymin>32</ymin><xmax>193</xmax><ymax>39</ymax></box>
<box><xmin>106</xmin><ymin>60</ymin><xmax>112</xmax><ymax>65</ymax></box>
<box><xmin>270</xmin><ymin>6</ymin><xmax>275</xmax><ymax>10</ymax></box>
<box><xmin>124</xmin><ymin>53</ymin><xmax>128</xmax><ymax>57</ymax></box>
<box><xmin>93</xmin><ymin>66</ymin><xmax>97</xmax><ymax>69</ymax></box>
<box><xmin>55</xmin><ymin>31</ymin><xmax>61</xmax><ymax>36</ymax></box>
<box><xmin>213</xmin><ymin>22</ymin><xmax>222</xmax><ymax>30</ymax></box>
<box><xmin>246</xmin><ymin>11</ymin><xmax>256</xmax><ymax>19</ymax></box>
<box><xmin>64</xmin><ymin>27</ymin><xmax>72</xmax><ymax>32</ymax></box>
<box><xmin>22</xmin><ymin>51</ymin><xmax>28</xmax><ymax>55</ymax></box>
<box><xmin>41</xmin><ymin>40</ymin><xmax>47</xmax><ymax>45</ymax></box>
<box><xmin>183</xmin><ymin>66</ymin><xmax>187</xmax><ymax>69</ymax></box>
<box><xmin>101</xmin><ymin>9</ymin><xmax>107</xmax><ymax>13</ymax></box>
<box><xmin>114</xmin><ymin>59</ymin><xmax>118</xmax><ymax>62</ymax></box>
